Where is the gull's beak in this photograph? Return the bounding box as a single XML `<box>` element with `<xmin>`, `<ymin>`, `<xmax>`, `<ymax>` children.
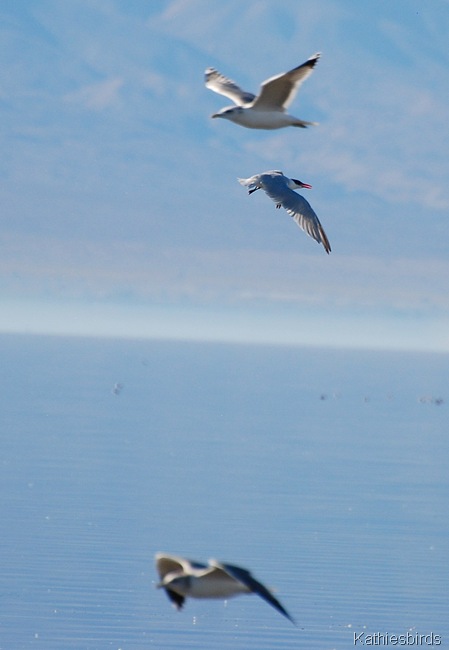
<box><xmin>211</xmin><ymin>113</ymin><xmax>221</xmax><ymax>119</ymax></box>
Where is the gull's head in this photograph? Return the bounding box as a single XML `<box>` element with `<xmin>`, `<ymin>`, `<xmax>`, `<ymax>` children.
<box><xmin>211</xmin><ymin>106</ymin><xmax>244</xmax><ymax>121</ymax></box>
<box><xmin>290</xmin><ymin>178</ymin><xmax>312</xmax><ymax>190</ymax></box>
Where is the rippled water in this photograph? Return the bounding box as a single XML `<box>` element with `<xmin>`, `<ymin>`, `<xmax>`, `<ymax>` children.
<box><xmin>1</xmin><ymin>334</ymin><xmax>448</xmax><ymax>649</ymax></box>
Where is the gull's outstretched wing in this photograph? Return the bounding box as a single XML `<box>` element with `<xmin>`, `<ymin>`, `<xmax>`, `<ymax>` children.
<box><xmin>205</xmin><ymin>68</ymin><xmax>256</xmax><ymax>105</ymax></box>
<box><xmin>155</xmin><ymin>553</ymin><xmax>190</xmax><ymax>579</ymax></box>
<box><xmin>251</xmin><ymin>53</ymin><xmax>320</xmax><ymax>111</ymax></box>
<box><xmin>212</xmin><ymin>561</ymin><xmax>296</xmax><ymax>625</ymax></box>
<box><xmin>155</xmin><ymin>553</ymin><xmax>209</xmax><ymax>578</ymax></box>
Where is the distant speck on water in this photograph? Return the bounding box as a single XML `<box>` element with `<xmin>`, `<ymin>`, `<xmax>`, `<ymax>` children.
<box><xmin>112</xmin><ymin>382</ymin><xmax>123</xmax><ymax>395</ymax></box>
<box><xmin>418</xmin><ymin>395</ymin><xmax>444</xmax><ymax>405</ymax></box>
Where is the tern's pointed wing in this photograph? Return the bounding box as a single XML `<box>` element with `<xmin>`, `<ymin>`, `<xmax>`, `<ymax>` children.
<box><xmin>283</xmin><ymin>195</ymin><xmax>331</xmax><ymax>253</ymax></box>
<box><xmin>251</xmin><ymin>53</ymin><xmax>320</xmax><ymax>111</ymax></box>
<box><xmin>260</xmin><ymin>175</ymin><xmax>331</xmax><ymax>253</ymax></box>
<box><xmin>213</xmin><ymin>561</ymin><xmax>296</xmax><ymax>625</ymax></box>
<box><xmin>205</xmin><ymin>68</ymin><xmax>256</xmax><ymax>105</ymax></box>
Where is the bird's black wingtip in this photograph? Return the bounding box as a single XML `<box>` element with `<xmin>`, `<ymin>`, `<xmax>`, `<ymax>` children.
<box><xmin>165</xmin><ymin>588</ymin><xmax>185</xmax><ymax>611</ymax></box>
<box><xmin>273</xmin><ymin>602</ymin><xmax>297</xmax><ymax>626</ymax></box>
<box><xmin>306</xmin><ymin>52</ymin><xmax>321</xmax><ymax>69</ymax></box>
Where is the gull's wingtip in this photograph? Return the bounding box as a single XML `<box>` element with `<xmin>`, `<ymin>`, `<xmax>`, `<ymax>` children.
<box><xmin>204</xmin><ymin>66</ymin><xmax>217</xmax><ymax>79</ymax></box>
<box><xmin>155</xmin><ymin>551</ymin><xmax>175</xmax><ymax>560</ymax></box>
<box><xmin>303</xmin><ymin>52</ymin><xmax>321</xmax><ymax>70</ymax></box>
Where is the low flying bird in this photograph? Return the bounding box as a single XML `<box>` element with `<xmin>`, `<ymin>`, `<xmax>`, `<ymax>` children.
<box><xmin>205</xmin><ymin>53</ymin><xmax>320</xmax><ymax>129</ymax></box>
<box><xmin>238</xmin><ymin>170</ymin><xmax>331</xmax><ymax>254</ymax></box>
<box><xmin>155</xmin><ymin>552</ymin><xmax>295</xmax><ymax>624</ymax></box>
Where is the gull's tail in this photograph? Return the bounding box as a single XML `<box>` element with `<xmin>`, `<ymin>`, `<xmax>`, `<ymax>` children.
<box><xmin>238</xmin><ymin>177</ymin><xmax>259</xmax><ymax>193</ymax></box>
<box><xmin>291</xmin><ymin>119</ymin><xmax>319</xmax><ymax>128</ymax></box>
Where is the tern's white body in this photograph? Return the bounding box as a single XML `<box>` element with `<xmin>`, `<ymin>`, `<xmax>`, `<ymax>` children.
<box><xmin>205</xmin><ymin>53</ymin><xmax>320</xmax><ymax>130</ymax></box>
<box><xmin>238</xmin><ymin>170</ymin><xmax>331</xmax><ymax>253</ymax></box>
<box><xmin>155</xmin><ymin>552</ymin><xmax>295</xmax><ymax>624</ymax></box>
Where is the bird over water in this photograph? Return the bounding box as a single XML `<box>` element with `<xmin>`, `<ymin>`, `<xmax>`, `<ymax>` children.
<box><xmin>238</xmin><ymin>170</ymin><xmax>331</xmax><ymax>253</ymax></box>
<box><xmin>155</xmin><ymin>552</ymin><xmax>295</xmax><ymax>624</ymax></box>
<box><xmin>205</xmin><ymin>53</ymin><xmax>320</xmax><ymax>130</ymax></box>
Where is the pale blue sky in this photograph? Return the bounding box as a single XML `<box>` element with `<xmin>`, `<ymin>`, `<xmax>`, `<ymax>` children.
<box><xmin>1</xmin><ymin>0</ymin><xmax>449</xmax><ymax>350</ymax></box>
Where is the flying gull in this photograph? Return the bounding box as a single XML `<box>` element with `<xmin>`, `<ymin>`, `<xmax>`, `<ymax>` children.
<box><xmin>155</xmin><ymin>552</ymin><xmax>295</xmax><ymax>624</ymax></box>
<box><xmin>205</xmin><ymin>53</ymin><xmax>320</xmax><ymax>130</ymax></box>
<box><xmin>238</xmin><ymin>170</ymin><xmax>331</xmax><ymax>254</ymax></box>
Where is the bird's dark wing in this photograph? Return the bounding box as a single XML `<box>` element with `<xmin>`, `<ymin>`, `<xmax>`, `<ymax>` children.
<box><xmin>155</xmin><ymin>553</ymin><xmax>185</xmax><ymax>579</ymax></box>
<box><xmin>155</xmin><ymin>552</ymin><xmax>208</xmax><ymax>579</ymax></box>
<box><xmin>216</xmin><ymin>562</ymin><xmax>296</xmax><ymax>625</ymax></box>
<box><xmin>164</xmin><ymin>588</ymin><xmax>185</xmax><ymax>610</ymax></box>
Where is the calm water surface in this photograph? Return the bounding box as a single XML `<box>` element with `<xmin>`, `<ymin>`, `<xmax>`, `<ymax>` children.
<box><xmin>1</xmin><ymin>334</ymin><xmax>448</xmax><ymax>649</ymax></box>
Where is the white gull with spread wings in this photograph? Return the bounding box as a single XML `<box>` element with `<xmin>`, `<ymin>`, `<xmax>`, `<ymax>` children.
<box><xmin>155</xmin><ymin>552</ymin><xmax>295</xmax><ymax>624</ymax></box>
<box><xmin>205</xmin><ymin>53</ymin><xmax>320</xmax><ymax>129</ymax></box>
